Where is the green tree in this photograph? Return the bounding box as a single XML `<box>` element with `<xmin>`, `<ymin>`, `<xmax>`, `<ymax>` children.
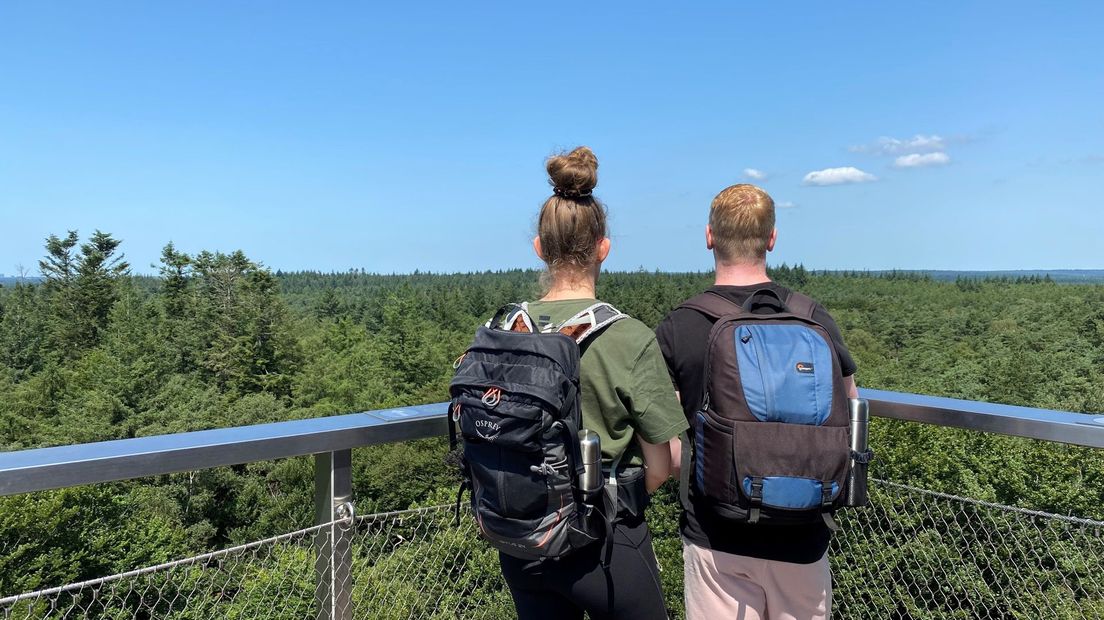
<box><xmin>39</xmin><ymin>230</ymin><xmax>129</xmax><ymax>356</ymax></box>
<box><xmin>192</xmin><ymin>251</ymin><xmax>299</xmax><ymax>396</ymax></box>
<box><xmin>0</xmin><ymin>282</ymin><xmax>45</xmax><ymax>381</ymax></box>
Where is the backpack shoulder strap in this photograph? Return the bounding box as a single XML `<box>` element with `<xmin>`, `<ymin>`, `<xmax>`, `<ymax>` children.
<box><xmin>784</xmin><ymin>291</ymin><xmax>817</xmax><ymax>319</ymax></box>
<box><xmin>677</xmin><ymin>291</ymin><xmax>744</xmax><ymax>320</ymax></box>
<box><xmin>551</xmin><ymin>302</ymin><xmax>629</xmax><ymax>345</ymax></box>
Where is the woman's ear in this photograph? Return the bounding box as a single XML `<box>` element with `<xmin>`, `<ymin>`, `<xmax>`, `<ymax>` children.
<box><xmin>597</xmin><ymin>237</ymin><xmax>611</xmax><ymax>263</ymax></box>
<box><xmin>533</xmin><ymin>236</ymin><xmax>544</xmax><ymax>261</ymax></box>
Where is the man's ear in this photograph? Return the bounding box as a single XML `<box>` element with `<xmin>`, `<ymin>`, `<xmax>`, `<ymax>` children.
<box><xmin>706</xmin><ymin>225</ymin><xmax>715</xmax><ymax>250</ymax></box>
<box><xmin>597</xmin><ymin>237</ymin><xmax>611</xmax><ymax>263</ymax></box>
<box><xmin>766</xmin><ymin>228</ymin><xmax>777</xmax><ymax>253</ymax></box>
<box><xmin>533</xmin><ymin>236</ymin><xmax>544</xmax><ymax>261</ymax></box>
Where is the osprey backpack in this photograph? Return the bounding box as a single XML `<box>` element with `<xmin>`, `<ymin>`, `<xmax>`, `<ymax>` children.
<box><xmin>449</xmin><ymin>301</ymin><xmax>628</xmax><ymax>560</ymax></box>
<box><xmin>678</xmin><ymin>289</ymin><xmax>853</xmax><ymax>527</ymax></box>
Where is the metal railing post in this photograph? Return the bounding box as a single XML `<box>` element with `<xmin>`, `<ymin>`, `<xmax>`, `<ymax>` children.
<box><xmin>314</xmin><ymin>449</ymin><xmax>353</xmax><ymax>620</ymax></box>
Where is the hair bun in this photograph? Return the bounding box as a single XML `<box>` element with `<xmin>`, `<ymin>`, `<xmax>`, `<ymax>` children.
<box><xmin>547</xmin><ymin>146</ymin><xmax>598</xmax><ymax>199</ymax></box>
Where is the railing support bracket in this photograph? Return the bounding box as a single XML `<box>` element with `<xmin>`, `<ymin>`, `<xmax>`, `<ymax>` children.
<box><xmin>314</xmin><ymin>449</ymin><xmax>353</xmax><ymax>620</ymax></box>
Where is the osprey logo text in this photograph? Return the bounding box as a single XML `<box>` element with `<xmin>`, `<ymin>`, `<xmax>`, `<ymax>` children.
<box><xmin>795</xmin><ymin>362</ymin><xmax>815</xmax><ymax>374</ymax></box>
<box><xmin>481</xmin><ymin>387</ymin><xmax>503</xmax><ymax>408</ymax></box>
<box><xmin>474</xmin><ymin>419</ymin><xmax>501</xmax><ymax>441</ymax></box>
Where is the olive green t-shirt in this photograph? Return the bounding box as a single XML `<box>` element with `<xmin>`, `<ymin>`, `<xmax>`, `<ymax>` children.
<box><xmin>525</xmin><ymin>299</ymin><xmax>688</xmax><ymax>467</ymax></box>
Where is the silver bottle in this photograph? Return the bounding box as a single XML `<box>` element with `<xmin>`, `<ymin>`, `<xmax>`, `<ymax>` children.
<box><xmin>844</xmin><ymin>398</ymin><xmax>872</xmax><ymax>507</ymax></box>
<box><xmin>579</xmin><ymin>430</ymin><xmax>602</xmax><ymax>496</ymax></box>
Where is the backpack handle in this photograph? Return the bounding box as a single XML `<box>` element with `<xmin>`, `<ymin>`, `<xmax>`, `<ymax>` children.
<box><xmin>740</xmin><ymin>288</ymin><xmax>789</xmax><ymax>313</ymax></box>
<box><xmin>488</xmin><ymin>303</ymin><xmax>520</xmax><ymax>328</ymax></box>
<box><xmin>488</xmin><ymin>303</ymin><xmax>535</xmax><ymax>332</ymax></box>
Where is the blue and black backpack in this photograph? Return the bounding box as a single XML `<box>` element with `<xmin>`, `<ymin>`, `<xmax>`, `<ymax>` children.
<box><xmin>679</xmin><ymin>289</ymin><xmax>854</xmax><ymax>527</ymax></box>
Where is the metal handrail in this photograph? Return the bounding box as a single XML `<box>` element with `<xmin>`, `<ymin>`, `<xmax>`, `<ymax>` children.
<box><xmin>0</xmin><ymin>404</ymin><xmax>448</xmax><ymax>497</ymax></box>
<box><xmin>1</xmin><ymin>390</ymin><xmax>1102</xmax><ymax>498</ymax></box>
<box><xmin>861</xmin><ymin>388</ymin><xmax>1104</xmax><ymax>449</ymax></box>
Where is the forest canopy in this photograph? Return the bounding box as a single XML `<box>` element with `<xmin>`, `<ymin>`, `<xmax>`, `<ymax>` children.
<box><xmin>1</xmin><ymin>230</ymin><xmax>1102</xmax><ymax>607</ymax></box>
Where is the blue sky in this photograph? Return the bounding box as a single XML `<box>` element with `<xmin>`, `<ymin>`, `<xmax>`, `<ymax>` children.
<box><xmin>1</xmin><ymin>2</ymin><xmax>1102</xmax><ymax>275</ymax></box>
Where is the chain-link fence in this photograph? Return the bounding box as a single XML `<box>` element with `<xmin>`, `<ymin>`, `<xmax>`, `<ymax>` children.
<box><xmin>3</xmin><ymin>481</ymin><xmax>1102</xmax><ymax>619</ymax></box>
<box><xmin>0</xmin><ymin>505</ymin><xmax>510</xmax><ymax>620</ymax></box>
<box><xmin>831</xmin><ymin>479</ymin><xmax>1104</xmax><ymax>620</ymax></box>
<box><xmin>1</xmin><ymin>517</ymin><xmax>336</xmax><ymax>619</ymax></box>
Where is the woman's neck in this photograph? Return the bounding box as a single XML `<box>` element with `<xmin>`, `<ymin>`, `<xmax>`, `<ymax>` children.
<box><xmin>541</xmin><ymin>271</ymin><xmax>597</xmax><ymax>301</ymax></box>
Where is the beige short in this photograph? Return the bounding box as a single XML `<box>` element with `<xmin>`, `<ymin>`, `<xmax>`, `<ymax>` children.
<box><xmin>682</xmin><ymin>540</ymin><xmax>831</xmax><ymax>620</ymax></box>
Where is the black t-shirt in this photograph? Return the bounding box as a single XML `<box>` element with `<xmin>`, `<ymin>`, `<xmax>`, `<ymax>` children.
<box><xmin>655</xmin><ymin>282</ymin><xmax>857</xmax><ymax>564</ymax></box>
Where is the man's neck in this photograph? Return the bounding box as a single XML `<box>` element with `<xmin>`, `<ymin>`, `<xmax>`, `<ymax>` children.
<box><xmin>714</xmin><ymin>259</ymin><xmax>771</xmax><ymax>287</ymax></box>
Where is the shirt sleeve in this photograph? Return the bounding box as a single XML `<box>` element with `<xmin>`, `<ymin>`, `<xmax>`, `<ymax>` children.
<box><xmin>812</xmin><ymin>305</ymin><xmax>858</xmax><ymax>377</ymax></box>
<box><xmin>654</xmin><ymin>315</ymin><xmax>679</xmax><ymax>384</ymax></box>
<box><xmin>627</xmin><ymin>338</ymin><xmax>690</xmax><ymax>443</ymax></box>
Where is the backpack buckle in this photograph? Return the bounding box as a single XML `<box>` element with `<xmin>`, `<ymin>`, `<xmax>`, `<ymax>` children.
<box><xmin>747</xmin><ymin>477</ymin><xmax>764</xmax><ymax>524</ymax></box>
<box><xmin>749</xmin><ymin>478</ymin><xmax>764</xmax><ymax>501</ymax></box>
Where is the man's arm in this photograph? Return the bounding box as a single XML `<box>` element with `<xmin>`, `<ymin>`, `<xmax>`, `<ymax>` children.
<box><xmin>844</xmin><ymin>375</ymin><xmax>859</xmax><ymax>399</ymax></box>
<box><xmin>669</xmin><ymin>390</ymin><xmax>683</xmax><ymax>480</ymax></box>
<box><xmin>668</xmin><ymin>434</ymin><xmax>682</xmax><ymax>483</ymax></box>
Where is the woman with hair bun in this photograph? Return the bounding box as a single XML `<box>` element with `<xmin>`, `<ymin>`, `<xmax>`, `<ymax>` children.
<box><xmin>495</xmin><ymin>146</ymin><xmax>687</xmax><ymax>620</ymax></box>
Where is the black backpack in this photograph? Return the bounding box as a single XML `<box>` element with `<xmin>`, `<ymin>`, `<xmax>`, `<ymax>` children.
<box><xmin>449</xmin><ymin>301</ymin><xmax>628</xmax><ymax>560</ymax></box>
<box><xmin>678</xmin><ymin>289</ymin><xmax>857</xmax><ymax>527</ymax></box>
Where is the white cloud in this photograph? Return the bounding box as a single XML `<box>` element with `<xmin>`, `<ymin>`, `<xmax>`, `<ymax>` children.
<box><xmin>851</xmin><ymin>134</ymin><xmax>946</xmax><ymax>155</ymax></box>
<box><xmin>778</xmin><ymin>201</ymin><xmax>798</xmax><ymax>209</ymax></box>
<box><xmin>894</xmin><ymin>152</ymin><xmax>950</xmax><ymax>168</ymax></box>
<box><xmin>802</xmin><ymin>167</ymin><xmax>877</xmax><ymax>186</ymax></box>
<box><xmin>743</xmin><ymin>168</ymin><xmax>767</xmax><ymax>180</ymax></box>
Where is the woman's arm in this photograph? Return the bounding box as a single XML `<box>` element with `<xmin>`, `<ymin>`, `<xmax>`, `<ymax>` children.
<box><xmin>668</xmin><ymin>435</ymin><xmax>682</xmax><ymax>482</ymax></box>
<box><xmin>639</xmin><ymin>436</ymin><xmax>679</xmax><ymax>493</ymax></box>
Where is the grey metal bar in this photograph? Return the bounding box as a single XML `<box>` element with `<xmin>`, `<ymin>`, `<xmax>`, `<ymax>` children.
<box><xmin>0</xmin><ymin>403</ymin><xmax>448</xmax><ymax>496</ymax></box>
<box><xmin>3</xmin><ymin>391</ymin><xmax>1102</xmax><ymax>499</ymax></box>
<box><xmin>314</xmin><ymin>450</ymin><xmax>353</xmax><ymax>620</ymax></box>
<box><xmin>861</xmin><ymin>388</ymin><xmax>1104</xmax><ymax>449</ymax></box>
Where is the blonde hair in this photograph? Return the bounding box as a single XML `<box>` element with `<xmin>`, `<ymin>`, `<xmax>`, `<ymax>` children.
<box><xmin>709</xmin><ymin>184</ymin><xmax>775</xmax><ymax>263</ymax></box>
<box><xmin>537</xmin><ymin>146</ymin><xmax>607</xmax><ymax>271</ymax></box>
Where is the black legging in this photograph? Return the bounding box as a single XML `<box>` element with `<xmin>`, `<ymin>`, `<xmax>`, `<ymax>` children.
<box><xmin>498</xmin><ymin>518</ymin><xmax>668</xmax><ymax>620</ymax></box>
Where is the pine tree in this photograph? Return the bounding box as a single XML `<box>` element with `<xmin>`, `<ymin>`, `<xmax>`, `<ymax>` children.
<box><xmin>39</xmin><ymin>230</ymin><xmax>129</xmax><ymax>356</ymax></box>
<box><xmin>0</xmin><ymin>282</ymin><xmax>46</xmax><ymax>381</ymax></box>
